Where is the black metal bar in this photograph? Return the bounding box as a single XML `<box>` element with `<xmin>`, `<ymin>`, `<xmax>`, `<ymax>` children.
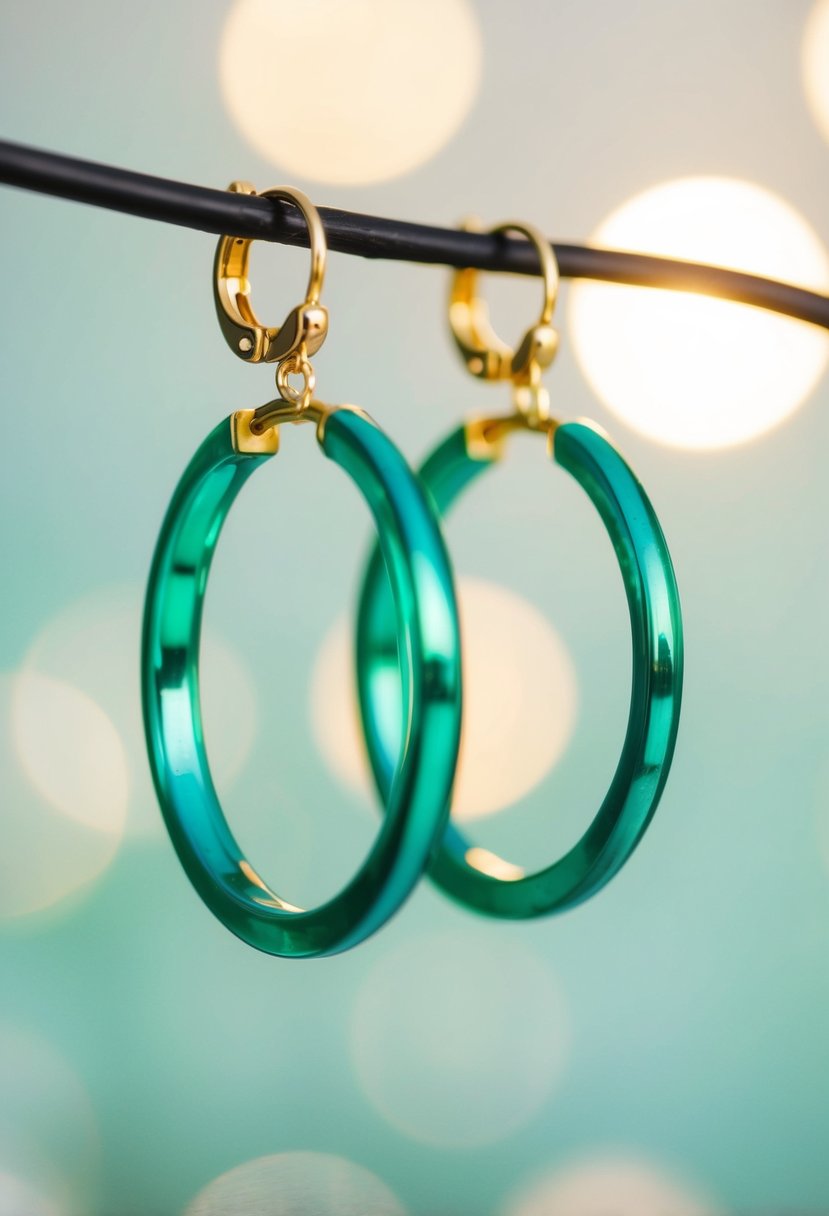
<box><xmin>1</xmin><ymin>137</ymin><xmax>828</xmax><ymax>330</ymax></box>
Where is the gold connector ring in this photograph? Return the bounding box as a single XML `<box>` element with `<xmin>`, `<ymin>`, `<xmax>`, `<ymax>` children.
<box><xmin>275</xmin><ymin>352</ymin><xmax>315</xmax><ymax>409</ymax></box>
<box><xmin>449</xmin><ymin>218</ymin><xmax>560</xmax><ymax>383</ymax></box>
<box><xmin>213</xmin><ymin>182</ymin><xmax>329</xmax><ymax>364</ymax></box>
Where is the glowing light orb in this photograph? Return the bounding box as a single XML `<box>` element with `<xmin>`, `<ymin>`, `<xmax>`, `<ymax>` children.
<box><xmin>22</xmin><ymin>586</ymin><xmax>257</xmax><ymax>837</ymax></box>
<box><xmin>309</xmin><ymin>577</ymin><xmax>577</xmax><ymax>821</ymax></box>
<box><xmin>308</xmin><ymin>614</ymin><xmax>366</xmax><ymax>797</ymax></box>
<box><xmin>0</xmin><ymin>673</ymin><xmax>125</xmax><ymax>920</ymax></box>
<box><xmin>803</xmin><ymin>1</ymin><xmax>829</xmax><ymax>146</ymax></box>
<box><xmin>219</xmin><ymin>0</ymin><xmax>482</xmax><ymax>185</ymax></box>
<box><xmin>185</xmin><ymin>1152</ymin><xmax>406</xmax><ymax>1216</ymax></box>
<box><xmin>569</xmin><ymin>177</ymin><xmax>829</xmax><ymax>449</ymax></box>
<box><xmin>12</xmin><ymin>671</ymin><xmax>128</xmax><ymax>835</ymax></box>
<box><xmin>0</xmin><ymin>1023</ymin><xmax>98</xmax><ymax>1212</ymax></box>
<box><xmin>453</xmin><ymin>578</ymin><xmax>578</xmax><ymax>818</ymax></box>
<box><xmin>350</xmin><ymin>929</ymin><xmax>568</xmax><ymax>1146</ymax></box>
<box><xmin>815</xmin><ymin>755</ymin><xmax>829</xmax><ymax>876</ymax></box>
<box><xmin>503</xmin><ymin>1155</ymin><xmax>719</xmax><ymax>1216</ymax></box>
<box><xmin>0</xmin><ymin>1172</ymin><xmax>59</xmax><ymax>1216</ymax></box>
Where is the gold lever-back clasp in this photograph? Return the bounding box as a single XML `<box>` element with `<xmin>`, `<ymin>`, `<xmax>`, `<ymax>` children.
<box><xmin>449</xmin><ymin>218</ymin><xmax>560</xmax><ymax>420</ymax></box>
<box><xmin>213</xmin><ymin>182</ymin><xmax>329</xmax><ymax>380</ymax></box>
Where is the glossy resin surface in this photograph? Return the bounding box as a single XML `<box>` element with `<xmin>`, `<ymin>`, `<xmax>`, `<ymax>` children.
<box><xmin>142</xmin><ymin>408</ymin><xmax>461</xmax><ymax>956</ymax></box>
<box><xmin>357</xmin><ymin>418</ymin><xmax>684</xmax><ymax>918</ymax></box>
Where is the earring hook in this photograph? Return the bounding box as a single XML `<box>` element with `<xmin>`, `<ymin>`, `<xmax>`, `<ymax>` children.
<box><xmin>449</xmin><ymin>218</ymin><xmax>560</xmax><ymax>419</ymax></box>
<box><xmin>213</xmin><ymin>182</ymin><xmax>329</xmax><ymax>408</ymax></box>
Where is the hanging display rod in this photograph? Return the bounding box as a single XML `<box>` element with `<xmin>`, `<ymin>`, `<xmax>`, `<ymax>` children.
<box><xmin>1</xmin><ymin>138</ymin><xmax>828</xmax><ymax>330</ymax></box>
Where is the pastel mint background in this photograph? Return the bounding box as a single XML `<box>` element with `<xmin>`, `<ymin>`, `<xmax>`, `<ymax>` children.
<box><xmin>1</xmin><ymin>1</ymin><xmax>828</xmax><ymax>1213</ymax></box>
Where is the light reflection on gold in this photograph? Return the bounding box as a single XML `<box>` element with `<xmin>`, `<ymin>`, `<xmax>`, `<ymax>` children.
<box><xmin>465</xmin><ymin>846</ymin><xmax>524</xmax><ymax>881</ymax></box>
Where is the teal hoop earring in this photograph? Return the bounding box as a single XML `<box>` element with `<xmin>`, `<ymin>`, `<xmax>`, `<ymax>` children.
<box><xmin>141</xmin><ymin>186</ymin><xmax>461</xmax><ymax>957</ymax></box>
<box><xmin>356</xmin><ymin>220</ymin><xmax>683</xmax><ymax>919</ymax></box>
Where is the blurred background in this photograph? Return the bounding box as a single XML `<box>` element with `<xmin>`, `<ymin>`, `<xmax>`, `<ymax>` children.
<box><xmin>1</xmin><ymin>1</ymin><xmax>829</xmax><ymax>1212</ymax></box>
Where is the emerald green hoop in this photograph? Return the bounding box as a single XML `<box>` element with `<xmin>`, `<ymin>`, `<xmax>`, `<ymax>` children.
<box><xmin>356</xmin><ymin>417</ymin><xmax>683</xmax><ymax>919</ymax></box>
<box><xmin>142</xmin><ymin>406</ymin><xmax>461</xmax><ymax>957</ymax></box>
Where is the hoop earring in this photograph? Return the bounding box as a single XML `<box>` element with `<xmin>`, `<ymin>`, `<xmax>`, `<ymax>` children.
<box><xmin>141</xmin><ymin>183</ymin><xmax>462</xmax><ymax>957</ymax></box>
<box><xmin>356</xmin><ymin>219</ymin><xmax>683</xmax><ymax>919</ymax></box>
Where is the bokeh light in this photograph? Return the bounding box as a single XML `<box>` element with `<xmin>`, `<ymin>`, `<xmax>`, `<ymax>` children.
<box><xmin>21</xmin><ymin>585</ymin><xmax>257</xmax><ymax>837</ymax></box>
<box><xmin>0</xmin><ymin>1172</ymin><xmax>59</xmax><ymax>1216</ymax></box>
<box><xmin>815</xmin><ymin>756</ymin><xmax>829</xmax><ymax>876</ymax></box>
<box><xmin>218</xmin><ymin>0</ymin><xmax>482</xmax><ymax>185</ymax></box>
<box><xmin>350</xmin><ymin>928</ymin><xmax>568</xmax><ymax>1147</ymax></box>
<box><xmin>453</xmin><ymin>578</ymin><xmax>578</xmax><ymax>818</ymax></box>
<box><xmin>820</xmin><ymin>812</ymin><xmax>829</xmax><ymax>876</ymax></box>
<box><xmin>803</xmin><ymin>1</ymin><xmax>829</xmax><ymax>145</ymax></box>
<box><xmin>0</xmin><ymin>674</ymin><xmax>125</xmax><ymax>920</ymax></box>
<box><xmin>2</xmin><ymin>4</ymin><xmax>829</xmax><ymax>1212</ymax></box>
<box><xmin>184</xmin><ymin>1152</ymin><xmax>407</xmax><ymax>1216</ymax></box>
<box><xmin>502</xmin><ymin>1155</ymin><xmax>720</xmax><ymax>1216</ymax></box>
<box><xmin>0</xmin><ymin>1023</ymin><xmax>98</xmax><ymax>1213</ymax></box>
<box><xmin>308</xmin><ymin>614</ymin><xmax>367</xmax><ymax>797</ymax></box>
<box><xmin>569</xmin><ymin>177</ymin><xmax>829</xmax><ymax>449</ymax></box>
<box><xmin>309</xmin><ymin>577</ymin><xmax>578</xmax><ymax>821</ymax></box>
<box><xmin>12</xmin><ymin>672</ymin><xmax>128</xmax><ymax>834</ymax></box>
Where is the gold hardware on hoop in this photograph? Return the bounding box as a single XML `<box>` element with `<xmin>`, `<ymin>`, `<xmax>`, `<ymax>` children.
<box><xmin>463</xmin><ymin>409</ymin><xmax>559</xmax><ymax>461</ymax></box>
<box><xmin>275</xmin><ymin>352</ymin><xmax>316</xmax><ymax>411</ymax></box>
<box><xmin>449</xmin><ymin>218</ymin><xmax>560</xmax><ymax>424</ymax></box>
<box><xmin>214</xmin><ymin>181</ymin><xmax>329</xmax><ymax>421</ymax></box>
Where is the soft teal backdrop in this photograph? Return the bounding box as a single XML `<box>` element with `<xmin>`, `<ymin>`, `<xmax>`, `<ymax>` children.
<box><xmin>1</xmin><ymin>2</ymin><xmax>828</xmax><ymax>1213</ymax></box>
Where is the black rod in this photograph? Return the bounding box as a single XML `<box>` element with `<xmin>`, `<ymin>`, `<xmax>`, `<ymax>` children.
<box><xmin>2</xmin><ymin>138</ymin><xmax>829</xmax><ymax>330</ymax></box>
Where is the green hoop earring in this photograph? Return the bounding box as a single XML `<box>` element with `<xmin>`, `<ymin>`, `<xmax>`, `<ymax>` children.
<box><xmin>356</xmin><ymin>218</ymin><xmax>683</xmax><ymax>919</ymax></box>
<box><xmin>142</xmin><ymin>405</ymin><xmax>461</xmax><ymax>956</ymax></box>
<box><xmin>356</xmin><ymin>414</ymin><xmax>683</xmax><ymax>918</ymax></box>
<box><xmin>141</xmin><ymin>184</ymin><xmax>461</xmax><ymax>957</ymax></box>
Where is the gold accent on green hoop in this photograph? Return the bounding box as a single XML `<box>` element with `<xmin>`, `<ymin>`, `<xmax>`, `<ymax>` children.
<box><xmin>463</xmin><ymin>410</ymin><xmax>559</xmax><ymax>461</ymax></box>
<box><xmin>230</xmin><ymin>408</ymin><xmax>280</xmax><ymax>455</ymax></box>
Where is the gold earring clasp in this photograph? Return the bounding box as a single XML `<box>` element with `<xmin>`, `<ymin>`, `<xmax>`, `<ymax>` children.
<box><xmin>213</xmin><ymin>181</ymin><xmax>329</xmax><ymax>368</ymax></box>
<box><xmin>449</xmin><ymin>218</ymin><xmax>560</xmax><ymax>419</ymax></box>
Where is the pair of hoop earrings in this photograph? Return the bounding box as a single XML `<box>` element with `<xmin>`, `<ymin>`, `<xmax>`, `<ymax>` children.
<box><xmin>142</xmin><ymin>185</ymin><xmax>684</xmax><ymax>959</ymax></box>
